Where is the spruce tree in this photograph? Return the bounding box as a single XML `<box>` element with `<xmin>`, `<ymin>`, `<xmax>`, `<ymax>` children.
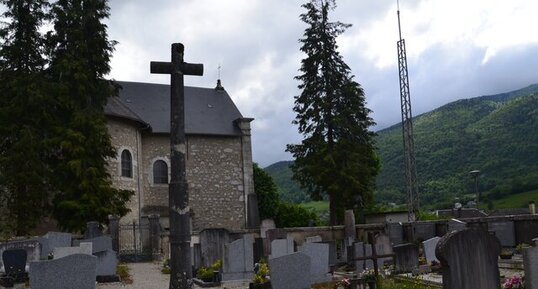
<box><xmin>46</xmin><ymin>0</ymin><xmax>132</xmax><ymax>232</ymax></box>
<box><xmin>0</xmin><ymin>0</ymin><xmax>51</xmax><ymax>235</ymax></box>
<box><xmin>287</xmin><ymin>0</ymin><xmax>380</xmax><ymax>225</ymax></box>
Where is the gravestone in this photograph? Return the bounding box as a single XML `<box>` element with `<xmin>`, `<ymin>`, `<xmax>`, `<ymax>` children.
<box><xmin>298</xmin><ymin>242</ymin><xmax>330</xmax><ymax>284</ymax></box>
<box><xmin>84</xmin><ymin>221</ymin><xmax>102</xmax><ymax>239</ymax></box>
<box><xmin>353</xmin><ymin>242</ymin><xmax>365</xmax><ymax>273</ymax></box>
<box><xmin>515</xmin><ymin>220</ymin><xmax>538</xmax><ymax>245</ymax></box>
<box><xmin>37</xmin><ymin>232</ymin><xmax>72</xmax><ymax>259</ymax></box>
<box><xmin>386</xmin><ymin>222</ymin><xmax>404</xmax><ymax>246</ymax></box>
<box><xmin>489</xmin><ymin>222</ymin><xmax>515</xmax><ymax>247</ymax></box>
<box><xmin>253</xmin><ymin>238</ymin><xmax>264</xmax><ymax>263</ymax></box>
<box><xmin>29</xmin><ymin>254</ymin><xmax>97</xmax><ymax>289</ymax></box>
<box><xmin>260</xmin><ymin>219</ymin><xmax>276</xmax><ymax>238</ymax></box>
<box><xmin>269</xmin><ymin>237</ymin><xmax>294</xmax><ymax>259</ymax></box>
<box><xmin>344</xmin><ymin>210</ymin><xmax>356</xmax><ymax>241</ymax></box>
<box><xmin>393</xmin><ymin>243</ymin><xmax>418</xmax><ymax>273</ymax></box>
<box><xmin>523</xmin><ymin>238</ymin><xmax>538</xmax><ymax>289</ymax></box>
<box><xmin>375</xmin><ymin>233</ymin><xmax>393</xmax><ymax>268</ymax></box>
<box><xmin>412</xmin><ymin>222</ymin><xmax>436</xmax><ymax>241</ymax></box>
<box><xmin>447</xmin><ymin>219</ymin><xmax>466</xmax><ymax>232</ymax></box>
<box><xmin>422</xmin><ymin>237</ymin><xmax>441</xmax><ymax>264</ymax></box>
<box><xmin>200</xmin><ymin>228</ymin><xmax>230</xmax><ymax>268</ymax></box>
<box><xmin>364</xmin><ymin>244</ymin><xmax>374</xmax><ymax>269</ymax></box>
<box><xmin>436</xmin><ymin>228</ymin><xmax>501</xmax><ymax>289</ymax></box>
<box><xmin>268</xmin><ymin>252</ymin><xmax>311</xmax><ymax>289</ymax></box>
<box><xmin>222</xmin><ymin>234</ymin><xmax>254</xmax><ymax>281</ymax></box>
<box><xmin>72</xmin><ymin>236</ymin><xmax>117</xmax><ymax>277</ymax></box>
<box><xmin>53</xmin><ymin>242</ymin><xmax>93</xmax><ymax>259</ymax></box>
<box><xmin>323</xmin><ymin>241</ymin><xmax>337</xmax><ymax>265</ymax></box>
<box><xmin>192</xmin><ymin>243</ymin><xmax>202</xmax><ymax>270</ymax></box>
<box><xmin>0</xmin><ymin>240</ymin><xmax>40</xmax><ymax>273</ymax></box>
<box><xmin>2</xmin><ymin>249</ymin><xmax>27</xmax><ymax>283</ymax></box>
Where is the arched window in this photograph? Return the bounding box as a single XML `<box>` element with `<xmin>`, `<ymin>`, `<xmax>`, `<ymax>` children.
<box><xmin>153</xmin><ymin>160</ymin><xmax>168</xmax><ymax>184</ymax></box>
<box><xmin>121</xmin><ymin>150</ymin><xmax>132</xmax><ymax>178</ymax></box>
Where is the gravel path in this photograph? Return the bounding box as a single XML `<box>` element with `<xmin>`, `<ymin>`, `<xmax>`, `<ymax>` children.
<box><xmin>97</xmin><ymin>262</ymin><xmax>249</xmax><ymax>289</ymax></box>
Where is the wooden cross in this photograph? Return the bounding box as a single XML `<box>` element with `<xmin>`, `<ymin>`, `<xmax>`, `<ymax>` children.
<box><xmin>150</xmin><ymin>43</ymin><xmax>203</xmax><ymax>289</ymax></box>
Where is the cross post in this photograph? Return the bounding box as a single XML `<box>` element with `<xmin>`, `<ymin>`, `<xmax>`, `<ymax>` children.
<box><xmin>150</xmin><ymin>43</ymin><xmax>203</xmax><ymax>289</ymax></box>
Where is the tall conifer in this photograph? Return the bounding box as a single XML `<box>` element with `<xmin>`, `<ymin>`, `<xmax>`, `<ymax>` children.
<box><xmin>46</xmin><ymin>0</ymin><xmax>132</xmax><ymax>232</ymax></box>
<box><xmin>0</xmin><ymin>0</ymin><xmax>51</xmax><ymax>235</ymax></box>
<box><xmin>287</xmin><ymin>0</ymin><xmax>380</xmax><ymax>225</ymax></box>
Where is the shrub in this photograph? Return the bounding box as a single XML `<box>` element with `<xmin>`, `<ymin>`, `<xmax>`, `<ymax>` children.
<box><xmin>275</xmin><ymin>202</ymin><xmax>320</xmax><ymax>228</ymax></box>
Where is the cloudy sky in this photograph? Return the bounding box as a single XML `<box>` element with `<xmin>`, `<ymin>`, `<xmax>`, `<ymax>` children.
<box><xmin>104</xmin><ymin>0</ymin><xmax>538</xmax><ymax>167</ymax></box>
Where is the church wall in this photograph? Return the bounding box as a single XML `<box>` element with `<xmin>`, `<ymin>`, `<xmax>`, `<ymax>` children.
<box><xmin>106</xmin><ymin>119</ymin><xmax>143</xmax><ymax>223</ymax></box>
<box><xmin>140</xmin><ymin>134</ymin><xmax>246</xmax><ymax>231</ymax></box>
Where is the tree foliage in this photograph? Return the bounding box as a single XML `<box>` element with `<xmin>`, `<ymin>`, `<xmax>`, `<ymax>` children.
<box><xmin>46</xmin><ymin>0</ymin><xmax>132</xmax><ymax>232</ymax></box>
<box><xmin>0</xmin><ymin>0</ymin><xmax>51</xmax><ymax>235</ymax></box>
<box><xmin>287</xmin><ymin>0</ymin><xmax>380</xmax><ymax>225</ymax></box>
<box><xmin>0</xmin><ymin>0</ymin><xmax>132</xmax><ymax>234</ymax></box>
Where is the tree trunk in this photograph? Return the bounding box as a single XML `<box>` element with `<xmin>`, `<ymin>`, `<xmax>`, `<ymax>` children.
<box><xmin>329</xmin><ymin>191</ymin><xmax>337</xmax><ymax>226</ymax></box>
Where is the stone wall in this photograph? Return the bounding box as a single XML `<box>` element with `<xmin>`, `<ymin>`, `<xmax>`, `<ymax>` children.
<box><xmin>107</xmin><ymin>119</ymin><xmax>249</xmax><ymax>232</ymax></box>
<box><xmin>107</xmin><ymin>119</ymin><xmax>142</xmax><ymax>222</ymax></box>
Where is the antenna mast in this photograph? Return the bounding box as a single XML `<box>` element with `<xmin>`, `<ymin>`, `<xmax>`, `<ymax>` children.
<box><xmin>396</xmin><ymin>0</ymin><xmax>419</xmax><ymax>221</ymax></box>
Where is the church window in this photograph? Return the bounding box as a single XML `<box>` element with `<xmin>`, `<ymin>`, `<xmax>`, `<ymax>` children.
<box><xmin>121</xmin><ymin>150</ymin><xmax>133</xmax><ymax>178</ymax></box>
<box><xmin>153</xmin><ymin>160</ymin><xmax>168</xmax><ymax>184</ymax></box>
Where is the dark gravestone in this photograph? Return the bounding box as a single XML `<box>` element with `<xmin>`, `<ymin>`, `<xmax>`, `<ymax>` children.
<box><xmin>247</xmin><ymin>194</ymin><xmax>260</xmax><ymax>229</ymax></box>
<box><xmin>488</xmin><ymin>221</ymin><xmax>515</xmax><ymax>247</ymax></box>
<box><xmin>386</xmin><ymin>222</ymin><xmax>404</xmax><ymax>246</ymax></box>
<box><xmin>515</xmin><ymin>220</ymin><xmax>538</xmax><ymax>245</ymax></box>
<box><xmin>393</xmin><ymin>243</ymin><xmax>418</xmax><ymax>273</ymax></box>
<box><xmin>436</xmin><ymin>228</ymin><xmax>501</xmax><ymax>289</ymax></box>
<box><xmin>84</xmin><ymin>221</ymin><xmax>102</xmax><ymax>239</ymax></box>
<box><xmin>412</xmin><ymin>222</ymin><xmax>436</xmax><ymax>241</ymax></box>
<box><xmin>2</xmin><ymin>249</ymin><xmax>27</xmax><ymax>283</ymax></box>
<box><xmin>200</xmin><ymin>229</ymin><xmax>230</xmax><ymax>268</ymax></box>
<box><xmin>253</xmin><ymin>238</ymin><xmax>264</xmax><ymax>263</ymax></box>
<box><xmin>29</xmin><ymin>254</ymin><xmax>97</xmax><ymax>289</ymax></box>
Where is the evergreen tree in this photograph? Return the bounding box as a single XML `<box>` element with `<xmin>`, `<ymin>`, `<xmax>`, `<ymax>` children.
<box><xmin>46</xmin><ymin>0</ymin><xmax>132</xmax><ymax>232</ymax></box>
<box><xmin>253</xmin><ymin>163</ymin><xmax>280</xmax><ymax>220</ymax></box>
<box><xmin>0</xmin><ymin>0</ymin><xmax>51</xmax><ymax>235</ymax></box>
<box><xmin>287</xmin><ymin>0</ymin><xmax>380</xmax><ymax>225</ymax></box>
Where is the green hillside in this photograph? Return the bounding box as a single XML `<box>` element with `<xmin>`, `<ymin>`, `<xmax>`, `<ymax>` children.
<box><xmin>376</xmin><ymin>84</ymin><xmax>538</xmax><ymax>208</ymax></box>
<box><xmin>264</xmin><ymin>83</ymin><xmax>538</xmax><ymax>210</ymax></box>
<box><xmin>264</xmin><ymin>161</ymin><xmax>311</xmax><ymax>203</ymax></box>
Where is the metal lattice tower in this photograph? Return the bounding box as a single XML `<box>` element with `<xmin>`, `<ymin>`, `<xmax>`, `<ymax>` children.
<box><xmin>396</xmin><ymin>2</ymin><xmax>419</xmax><ymax>221</ymax></box>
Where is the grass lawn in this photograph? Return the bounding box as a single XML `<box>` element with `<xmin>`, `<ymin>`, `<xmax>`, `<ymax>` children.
<box><xmin>490</xmin><ymin>189</ymin><xmax>538</xmax><ymax>209</ymax></box>
<box><xmin>299</xmin><ymin>201</ymin><xmax>329</xmax><ymax>214</ymax></box>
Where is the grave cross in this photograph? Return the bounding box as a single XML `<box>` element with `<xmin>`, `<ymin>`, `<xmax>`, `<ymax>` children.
<box><xmin>150</xmin><ymin>43</ymin><xmax>203</xmax><ymax>289</ymax></box>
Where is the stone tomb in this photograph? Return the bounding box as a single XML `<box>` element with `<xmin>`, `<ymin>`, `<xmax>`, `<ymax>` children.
<box><xmin>0</xmin><ymin>239</ymin><xmax>40</xmax><ymax>274</ymax></box>
<box><xmin>422</xmin><ymin>236</ymin><xmax>441</xmax><ymax>264</ymax></box>
<box><xmin>37</xmin><ymin>232</ymin><xmax>72</xmax><ymax>259</ymax></box>
<box><xmin>73</xmin><ymin>236</ymin><xmax>117</xmax><ymax>277</ymax></box>
<box><xmin>488</xmin><ymin>221</ymin><xmax>516</xmax><ymax>247</ymax></box>
<box><xmin>436</xmin><ymin>228</ymin><xmax>501</xmax><ymax>289</ymax></box>
<box><xmin>298</xmin><ymin>242</ymin><xmax>330</xmax><ymax>284</ymax></box>
<box><xmin>268</xmin><ymin>252</ymin><xmax>311</xmax><ymax>289</ymax></box>
<box><xmin>222</xmin><ymin>234</ymin><xmax>254</xmax><ymax>281</ymax></box>
<box><xmin>269</xmin><ymin>237</ymin><xmax>294</xmax><ymax>259</ymax></box>
<box><xmin>29</xmin><ymin>254</ymin><xmax>97</xmax><ymax>289</ymax></box>
<box><xmin>523</xmin><ymin>238</ymin><xmax>538</xmax><ymax>289</ymax></box>
<box><xmin>393</xmin><ymin>243</ymin><xmax>418</xmax><ymax>273</ymax></box>
<box><xmin>53</xmin><ymin>242</ymin><xmax>92</xmax><ymax>259</ymax></box>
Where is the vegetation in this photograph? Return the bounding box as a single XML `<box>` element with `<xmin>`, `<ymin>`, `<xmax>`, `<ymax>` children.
<box><xmin>0</xmin><ymin>0</ymin><xmax>51</xmax><ymax>236</ymax></box>
<box><xmin>264</xmin><ymin>161</ymin><xmax>311</xmax><ymax>203</ymax></box>
<box><xmin>268</xmin><ymin>84</ymin><xmax>538</xmax><ymax>212</ymax></box>
<box><xmin>287</xmin><ymin>0</ymin><xmax>379</xmax><ymax>225</ymax></box>
<box><xmin>254</xmin><ymin>164</ymin><xmax>319</xmax><ymax>227</ymax></box>
<box><xmin>376</xmin><ymin>85</ymin><xmax>538</xmax><ymax>209</ymax></box>
<box><xmin>0</xmin><ymin>0</ymin><xmax>133</xmax><ymax>234</ymax></box>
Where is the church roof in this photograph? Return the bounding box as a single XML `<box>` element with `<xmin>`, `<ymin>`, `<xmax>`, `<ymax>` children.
<box><xmin>105</xmin><ymin>81</ymin><xmax>244</xmax><ymax>136</ymax></box>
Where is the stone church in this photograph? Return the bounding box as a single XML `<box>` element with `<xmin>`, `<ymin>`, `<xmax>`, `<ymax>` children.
<box><xmin>104</xmin><ymin>80</ymin><xmax>258</xmax><ymax>232</ymax></box>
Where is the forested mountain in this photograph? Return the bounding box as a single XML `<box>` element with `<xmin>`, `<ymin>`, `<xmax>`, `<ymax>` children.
<box><xmin>376</xmin><ymin>83</ymin><xmax>538</xmax><ymax>208</ymax></box>
<box><xmin>265</xmin><ymin>83</ymin><xmax>538</xmax><ymax>209</ymax></box>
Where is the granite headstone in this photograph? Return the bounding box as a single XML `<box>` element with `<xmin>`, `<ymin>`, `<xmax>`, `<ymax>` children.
<box><xmin>393</xmin><ymin>243</ymin><xmax>418</xmax><ymax>273</ymax></box>
<box><xmin>29</xmin><ymin>254</ymin><xmax>97</xmax><ymax>289</ymax></box>
<box><xmin>298</xmin><ymin>242</ymin><xmax>330</xmax><ymax>284</ymax></box>
<box><xmin>422</xmin><ymin>237</ymin><xmax>441</xmax><ymax>264</ymax></box>
<box><xmin>489</xmin><ymin>222</ymin><xmax>516</xmax><ymax>247</ymax></box>
<box><xmin>37</xmin><ymin>232</ymin><xmax>72</xmax><ymax>259</ymax></box>
<box><xmin>222</xmin><ymin>234</ymin><xmax>254</xmax><ymax>281</ymax></box>
<box><xmin>523</xmin><ymin>239</ymin><xmax>538</xmax><ymax>289</ymax></box>
<box><xmin>268</xmin><ymin>252</ymin><xmax>311</xmax><ymax>289</ymax></box>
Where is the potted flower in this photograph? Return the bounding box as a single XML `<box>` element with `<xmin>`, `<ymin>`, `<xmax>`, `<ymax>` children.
<box><xmin>250</xmin><ymin>261</ymin><xmax>271</xmax><ymax>289</ymax></box>
<box><xmin>502</xmin><ymin>275</ymin><xmax>524</xmax><ymax>289</ymax></box>
<box><xmin>361</xmin><ymin>269</ymin><xmax>377</xmax><ymax>289</ymax></box>
<box><xmin>500</xmin><ymin>248</ymin><xmax>514</xmax><ymax>260</ymax></box>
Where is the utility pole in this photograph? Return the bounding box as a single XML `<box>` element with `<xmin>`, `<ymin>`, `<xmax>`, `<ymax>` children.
<box><xmin>396</xmin><ymin>1</ymin><xmax>419</xmax><ymax>221</ymax></box>
<box><xmin>151</xmin><ymin>43</ymin><xmax>203</xmax><ymax>289</ymax></box>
